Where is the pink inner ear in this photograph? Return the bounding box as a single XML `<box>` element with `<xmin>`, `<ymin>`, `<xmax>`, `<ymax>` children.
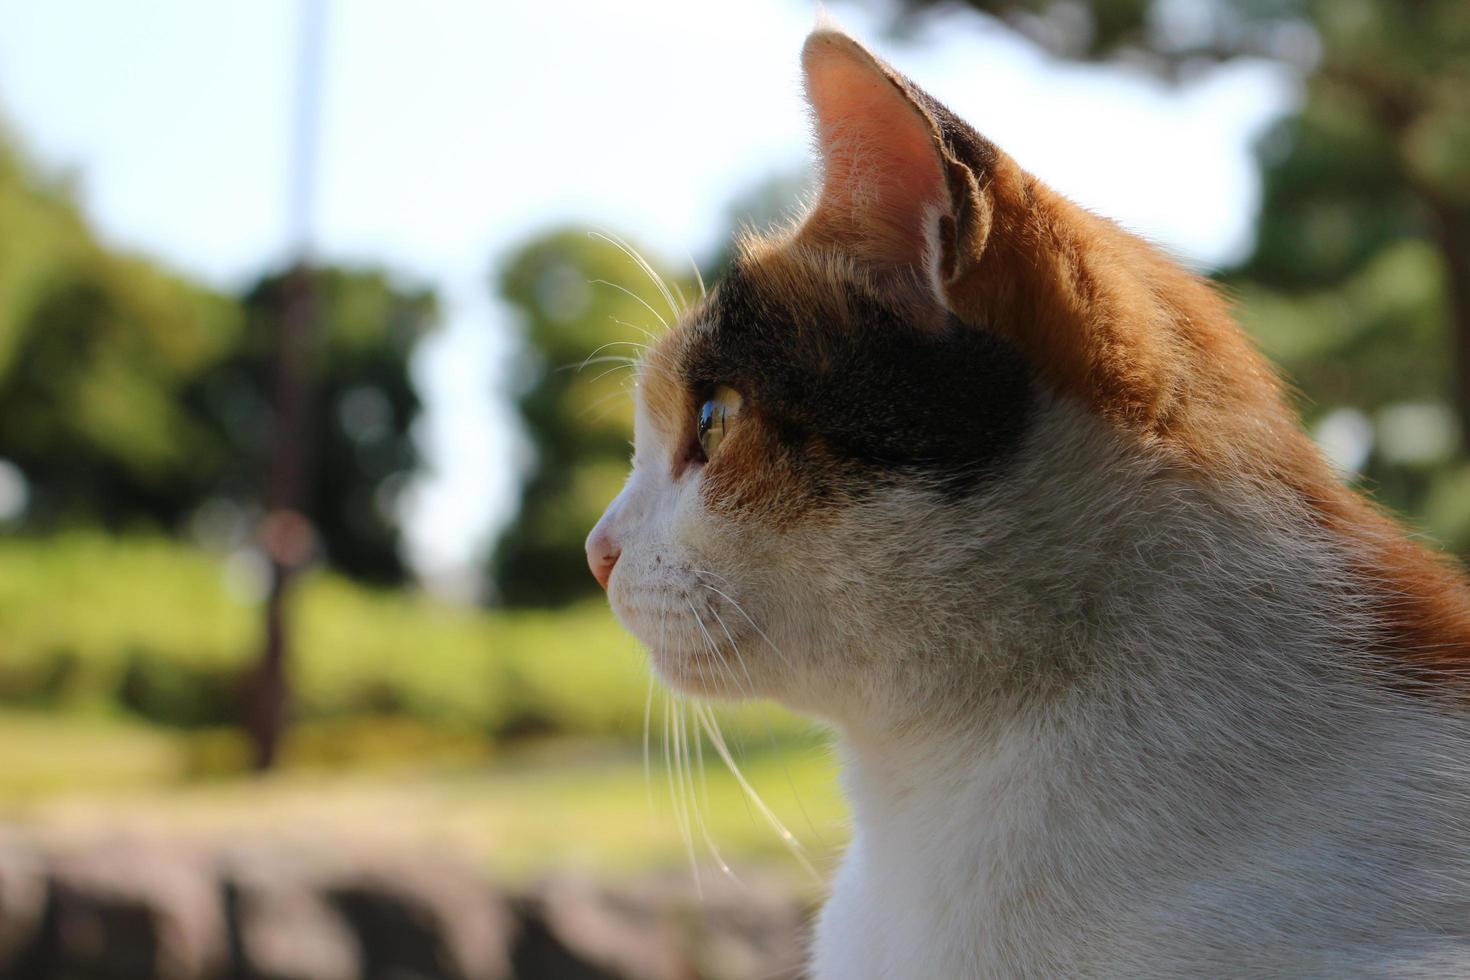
<box><xmin>803</xmin><ymin>33</ymin><xmax>949</xmax><ymax>268</ymax></box>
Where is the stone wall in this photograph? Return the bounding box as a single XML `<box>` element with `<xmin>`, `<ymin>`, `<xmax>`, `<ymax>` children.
<box><xmin>0</xmin><ymin>834</ymin><xmax>811</xmax><ymax>980</ymax></box>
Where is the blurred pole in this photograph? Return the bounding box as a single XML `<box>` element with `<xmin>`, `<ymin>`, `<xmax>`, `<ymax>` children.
<box><xmin>244</xmin><ymin>0</ymin><xmax>327</xmax><ymax>772</ymax></box>
<box><xmin>1437</xmin><ymin>204</ymin><xmax>1470</xmax><ymax>456</ymax></box>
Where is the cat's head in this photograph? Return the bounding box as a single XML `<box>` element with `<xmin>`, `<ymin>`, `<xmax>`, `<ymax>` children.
<box><xmin>585</xmin><ymin>29</ymin><xmax>1466</xmax><ymax>723</ymax></box>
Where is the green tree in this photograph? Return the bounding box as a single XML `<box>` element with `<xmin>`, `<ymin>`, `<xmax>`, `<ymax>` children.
<box><xmin>0</xmin><ymin>131</ymin><xmax>437</xmax><ymax>581</ymax></box>
<box><xmin>193</xmin><ymin>266</ymin><xmax>436</xmax><ymax>583</ymax></box>
<box><xmin>0</xmin><ymin>137</ymin><xmax>241</xmax><ymax>526</ymax></box>
<box><xmin>491</xmin><ymin>229</ymin><xmax>693</xmax><ymax>605</ymax></box>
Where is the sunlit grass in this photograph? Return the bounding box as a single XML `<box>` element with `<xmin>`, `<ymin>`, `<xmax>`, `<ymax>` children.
<box><xmin>0</xmin><ymin>531</ymin><xmax>816</xmax><ymax>744</ymax></box>
<box><xmin>0</xmin><ymin>532</ymin><xmax>848</xmax><ymax>880</ymax></box>
<box><xmin>0</xmin><ymin>710</ymin><xmax>184</xmax><ymax>796</ymax></box>
<box><xmin>0</xmin><ymin>709</ymin><xmax>847</xmax><ymax>885</ymax></box>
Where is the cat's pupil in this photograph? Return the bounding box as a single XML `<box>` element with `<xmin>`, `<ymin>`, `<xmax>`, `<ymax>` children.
<box><xmin>698</xmin><ymin>400</ymin><xmax>722</xmax><ymax>457</ymax></box>
<box><xmin>696</xmin><ymin>386</ymin><xmax>741</xmax><ymax>458</ymax></box>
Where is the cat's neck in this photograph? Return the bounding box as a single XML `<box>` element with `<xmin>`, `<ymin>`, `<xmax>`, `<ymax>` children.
<box><xmin>811</xmin><ymin>402</ymin><xmax>1469</xmax><ymax>868</ymax></box>
<box><xmin>821</xmin><ymin>588</ymin><xmax>1469</xmax><ymax>976</ymax></box>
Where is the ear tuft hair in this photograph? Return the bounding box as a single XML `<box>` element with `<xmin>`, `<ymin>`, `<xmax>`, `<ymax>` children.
<box><xmin>800</xmin><ymin>29</ymin><xmax>952</xmax><ymax>278</ymax></box>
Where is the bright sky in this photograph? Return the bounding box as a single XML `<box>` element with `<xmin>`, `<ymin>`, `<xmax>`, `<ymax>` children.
<box><xmin>0</xmin><ymin>0</ymin><xmax>1296</xmax><ymax>594</ymax></box>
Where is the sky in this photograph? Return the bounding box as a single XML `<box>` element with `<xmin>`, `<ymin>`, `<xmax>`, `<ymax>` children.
<box><xmin>0</xmin><ymin>0</ymin><xmax>1297</xmax><ymax>595</ymax></box>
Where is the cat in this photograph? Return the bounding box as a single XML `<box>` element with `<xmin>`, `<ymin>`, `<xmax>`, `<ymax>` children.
<box><xmin>586</xmin><ymin>26</ymin><xmax>1470</xmax><ymax>979</ymax></box>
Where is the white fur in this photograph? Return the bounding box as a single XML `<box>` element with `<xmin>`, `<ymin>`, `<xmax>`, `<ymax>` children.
<box><xmin>593</xmin><ymin>389</ymin><xmax>1470</xmax><ymax>978</ymax></box>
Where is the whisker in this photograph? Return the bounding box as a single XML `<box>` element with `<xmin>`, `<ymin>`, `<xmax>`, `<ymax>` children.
<box><xmin>699</xmin><ymin>600</ymin><xmax>788</xmax><ymax>825</ymax></box>
<box><xmin>589</xmin><ymin>230</ymin><xmax>684</xmax><ymax>320</ymax></box>
<box><xmin>690</xmin><ymin>256</ymin><xmax>707</xmax><ymax>300</ymax></box>
<box><xmin>643</xmin><ymin>667</ymin><xmax>657</xmax><ymax>812</ymax></box>
<box><xmin>684</xmin><ymin>595</ymin><xmax>818</xmax><ymax>880</ymax></box>
<box><xmin>695</xmin><ymin>630</ymin><xmax>765</xmax><ymax>841</ymax></box>
<box><xmin>696</xmin><ymin>579</ymin><xmax>831</xmax><ymax>849</ymax></box>
<box><xmin>705</xmin><ymin>601</ymin><xmax>761</xmax><ymax>700</ymax></box>
<box><xmin>591</xmin><ymin>278</ymin><xmax>671</xmax><ymax>332</ymax></box>
<box><xmin>697</xmin><ymin>702</ymin><xmax>820</xmax><ymax>881</ymax></box>
<box><xmin>687</xmin><ymin>695</ymin><xmax>732</xmax><ymax>884</ymax></box>
<box><xmin>653</xmin><ymin>607</ymin><xmax>699</xmax><ymax>883</ymax></box>
<box><xmin>573</xmin><ymin>339</ymin><xmax>650</xmax><ymax>372</ymax></box>
<box><xmin>674</xmin><ymin>693</ymin><xmax>700</xmax><ymax>895</ymax></box>
<box><xmin>608</xmin><ymin>317</ymin><xmax>660</xmax><ymax>345</ymax></box>
<box><xmin>690</xmin><ymin>568</ymin><xmax>734</xmax><ymax>586</ymax></box>
<box><xmin>664</xmin><ymin>689</ymin><xmax>699</xmax><ymax>889</ymax></box>
<box><xmin>586</xmin><ymin>362</ymin><xmax>639</xmax><ymax>385</ymax></box>
<box><xmin>577</xmin><ymin>388</ymin><xmax>637</xmax><ymax>424</ymax></box>
<box><xmin>682</xmin><ymin>605</ymin><xmax>741</xmax><ymax>882</ymax></box>
<box><xmin>698</xmin><ymin>582</ymin><xmax>797</xmax><ymax>672</ymax></box>
<box><xmin>557</xmin><ymin>354</ymin><xmax>640</xmax><ymax>376</ymax></box>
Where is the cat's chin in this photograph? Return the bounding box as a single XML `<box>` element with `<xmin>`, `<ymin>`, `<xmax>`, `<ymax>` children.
<box><xmin>647</xmin><ymin>648</ymin><xmax>755</xmax><ymax>701</ymax></box>
<box><xmin>643</xmin><ymin>626</ymin><xmax>766</xmax><ymax>701</ymax></box>
<box><xmin>607</xmin><ymin>588</ymin><xmax>767</xmax><ymax>701</ymax></box>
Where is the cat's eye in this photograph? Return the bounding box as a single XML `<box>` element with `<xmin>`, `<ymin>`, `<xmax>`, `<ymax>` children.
<box><xmin>697</xmin><ymin>386</ymin><xmax>743</xmax><ymax>459</ymax></box>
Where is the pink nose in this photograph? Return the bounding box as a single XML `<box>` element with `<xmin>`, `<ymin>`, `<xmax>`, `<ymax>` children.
<box><xmin>586</xmin><ymin>525</ymin><xmax>621</xmax><ymax>591</ymax></box>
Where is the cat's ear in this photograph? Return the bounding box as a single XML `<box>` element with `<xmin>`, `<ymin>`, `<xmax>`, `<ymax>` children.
<box><xmin>800</xmin><ymin>30</ymin><xmax>966</xmax><ymax>283</ymax></box>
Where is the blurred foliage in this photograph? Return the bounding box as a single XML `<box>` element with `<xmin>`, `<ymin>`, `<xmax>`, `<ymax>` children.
<box><xmin>195</xmin><ymin>267</ymin><xmax>436</xmax><ymax>582</ymax></box>
<box><xmin>0</xmin><ymin>133</ymin><xmax>436</xmax><ymax>582</ymax></box>
<box><xmin>881</xmin><ymin>0</ymin><xmax>1470</xmax><ymax>554</ymax></box>
<box><xmin>491</xmin><ymin>230</ymin><xmax>695</xmax><ymax>606</ymax></box>
<box><xmin>0</xmin><ymin>139</ymin><xmax>241</xmax><ymax>526</ymax></box>
<box><xmin>0</xmin><ymin>708</ymin><xmax>845</xmax><ymax>883</ymax></box>
<box><xmin>0</xmin><ymin>532</ymin><xmax>815</xmax><ymax>748</ymax></box>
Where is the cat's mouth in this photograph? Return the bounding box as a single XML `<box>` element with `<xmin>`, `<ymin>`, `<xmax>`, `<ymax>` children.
<box><xmin>609</xmin><ymin>584</ymin><xmax>758</xmax><ymax>699</ymax></box>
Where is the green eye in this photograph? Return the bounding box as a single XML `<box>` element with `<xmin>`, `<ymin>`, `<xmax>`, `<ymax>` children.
<box><xmin>697</xmin><ymin>386</ymin><xmax>743</xmax><ymax>459</ymax></box>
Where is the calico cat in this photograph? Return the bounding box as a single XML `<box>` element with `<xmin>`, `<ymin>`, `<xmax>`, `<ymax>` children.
<box><xmin>586</xmin><ymin>27</ymin><xmax>1470</xmax><ymax>979</ymax></box>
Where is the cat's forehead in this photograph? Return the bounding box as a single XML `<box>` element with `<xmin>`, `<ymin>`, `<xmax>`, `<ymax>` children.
<box><xmin>637</xmin><ymin>244</ymin><xmax>904</xmax><ymax>436</ymax></box>
<box><xmin>686</xmin><ymin>254</ymin><xmax>882</xmax><ymax>380</ymax></box>
<box><xmin>637</xmin><ymin>240</ymin><xmax>1036</xmax><ymax>500</ymax></box>
<box><xmin>651</xmin><ymin>237</ymin><xmax>920</xmax><ymax>375</ymax></box>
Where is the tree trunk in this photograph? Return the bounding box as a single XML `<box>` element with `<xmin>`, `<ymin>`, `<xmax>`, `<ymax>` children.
<box><xmin>244</xmin><ymin>265</ymin><xmax>317</xmax><ymax>772</ymax></box>
<box><xmin>1426</xmin><ymin>196</ymin><xmax>1470</xmax><ymax>455</ymax></box>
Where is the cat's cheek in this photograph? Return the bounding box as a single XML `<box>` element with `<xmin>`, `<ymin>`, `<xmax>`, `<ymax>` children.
<box><xmin>597</xmin><ymin>470</ymin><xmax>691</xmax><ymax>613</ymax></box>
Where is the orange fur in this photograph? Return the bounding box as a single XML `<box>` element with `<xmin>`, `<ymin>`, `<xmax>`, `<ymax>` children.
<box><xmin>928</xmin><ymin>138</ymin><xmax>1470</xmax><ymax>682</ymax></box>
<box><xmin>794</xmin><ymin>29</ymin><xmax>1470</xmax><ymax>683</ymax></box>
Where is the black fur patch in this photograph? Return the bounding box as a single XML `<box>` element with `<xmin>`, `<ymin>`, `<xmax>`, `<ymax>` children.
<box><xmin>683</xmin><ymin>264</ymin><xmax>1034</xmax><ymax>495</ymax></box>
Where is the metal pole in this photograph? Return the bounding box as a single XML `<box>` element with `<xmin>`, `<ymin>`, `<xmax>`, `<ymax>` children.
<box><xmin>245</xmin><ymin>0</ymin><xmax>327</xmax><ymax>771</ymax></box>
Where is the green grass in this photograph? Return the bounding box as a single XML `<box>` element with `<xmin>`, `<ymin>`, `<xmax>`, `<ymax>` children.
<box><xmin>0</xmin><ymin>707</ymin><xmax>847</xmax><ymax>883</ymax></box>
<box><xmin>0</xmin><ymin>531</ymin><xmax>817</xmax><ymax>746</ymax></box>
<box><xmin>0</xmin><ymin>532</ymin><xmax>847</xmax><ymax>878</ymax></box>
<box><xmin>0</xmin><ymin>710</ymin><xmax>184</xmax><ymax>796</ymax></box>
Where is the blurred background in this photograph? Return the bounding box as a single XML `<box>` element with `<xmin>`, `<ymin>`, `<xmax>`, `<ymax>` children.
<box><xmin>0</xmin><ymin>1</ymin><xmax>1464</xmax><ymax>977</ymax></box>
